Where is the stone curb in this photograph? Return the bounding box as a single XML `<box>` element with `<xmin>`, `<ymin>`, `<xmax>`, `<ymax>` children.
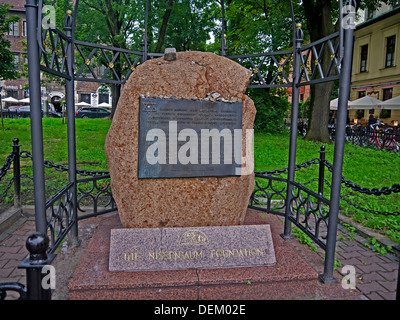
<box><xmin>0</xmin><ymin>207</ymin><xmax>22</xmax><ymax>236</ymax></box>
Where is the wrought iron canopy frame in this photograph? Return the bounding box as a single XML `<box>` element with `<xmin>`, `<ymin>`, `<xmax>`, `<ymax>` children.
<box><xmin>23</xmin><ymin>0</ymin><xmax>357</xmax><ymax>294</ymax></box>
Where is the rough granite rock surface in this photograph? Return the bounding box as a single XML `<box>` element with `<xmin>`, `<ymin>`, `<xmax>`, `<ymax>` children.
<box><xmin>105</xmin><ymin>51</ymin><xmax>256</xmax><ymax>228</ymax></box>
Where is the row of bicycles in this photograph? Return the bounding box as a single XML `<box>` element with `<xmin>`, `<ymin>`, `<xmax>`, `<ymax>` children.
<box><xmin>329</xmin><ymin>124</ymin><xmax>400</xmax><ymax>152</ymax></box>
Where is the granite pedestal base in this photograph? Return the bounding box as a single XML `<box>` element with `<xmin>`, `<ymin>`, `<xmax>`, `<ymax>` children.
<box><xmin>68</xmin><ymin>209</ymin><xmax>355</xmax><ymax>300</ymax></box>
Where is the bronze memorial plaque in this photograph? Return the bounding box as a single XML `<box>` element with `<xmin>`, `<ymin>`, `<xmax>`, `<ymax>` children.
<box><xmin>138</xmin><ymin>97</ymin><xmax>243</xmax><ymax>179</ymax></box>
<box><xmin>109</xmin><ymin>225</ymin><xmax>276</xmax><ymax>272</ymax></box>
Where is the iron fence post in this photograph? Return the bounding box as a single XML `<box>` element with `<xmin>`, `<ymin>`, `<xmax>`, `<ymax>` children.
<box><xmin>12</xmin><ymin>138</ymin><xmax>21</xmax><ymax>208</ymax></box>
<box><xmin>18</xmin><ymin>232</ymin><xmax>55</xmax><ymax>300</ymax></box>
<box><xmin>282</xmin><ymin>23</ymin><xmax>303</xmax><ymax>239</ymax></box>
<box><xmin>319</xmin><ymin>1</ymin><xmax>355</xmax><ymax>283</ymax></box>
<box><xmin>318</xmin><ymin>145</ymin><xmax>326</xmax><ymax>197</ymax></box>
<box><xmin>396</xmin><ymin>250</ymin><xmax>399</xmax><ymax>300</ymax></box>
<box><xmin>25</xmin><ymin>0</ymin><xmax>47</xmax><ymax>234</ymax></box>
<box><xmin>64</xmin><ymin>11</ymin><xmax>80</xmax><ymax>246</ymax></box>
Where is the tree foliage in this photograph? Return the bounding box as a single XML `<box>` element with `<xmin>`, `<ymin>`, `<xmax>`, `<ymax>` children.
<box><xmin>222</xmin><ymin>0</ymin><xmax>299</xmax><ymax>133</ymax></box>
<box><xmin>39</xmin><ymin>0</ymin><xmax>400</xmax><ymax>132</ymax></box>
<box><xmin>224</xmin><ymin>0</ymin><xmax>299</xmax><ymax>55</ymax></box>
<box><xmin>157</xmin><ymin>0</ymin><xmax>217</xmax><ymax>52</ymax></box>
<box><xmin>67</xmin><ymin>0</ymin><xmax>218</xmax><ymax>116</ymax></box>
<box><xmin>248</xmin><ymin>89</ymin><xmax>290</xmax><ymax>134</ymax></box>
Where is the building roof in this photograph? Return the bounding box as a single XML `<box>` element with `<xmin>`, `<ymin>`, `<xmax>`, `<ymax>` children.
<box><xmin>356</xmin><ymin>6</ymin><xmax>400</xmax><ymax>30</ymax></box>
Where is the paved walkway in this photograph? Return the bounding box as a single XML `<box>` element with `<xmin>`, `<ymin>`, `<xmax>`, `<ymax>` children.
<box><xmin>0</xmin><ymin>216</ymin><xmax>35</xmax><ymax>300</ymax></box>
<box><xmin>0</xmin><ymin>211</ymin><xmax>398</xmax><ymax>300</ymax></box>
<box><xmin>335</xmin><ymin>223</ymin><xmax>399</xmax><ymax>300</ymax></box>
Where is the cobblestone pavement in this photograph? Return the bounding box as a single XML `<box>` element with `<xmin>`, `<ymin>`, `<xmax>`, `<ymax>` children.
<box><xmin>0</xmin><ymin>216</ymin><xmax>34</xmax><ymax>300</ymax></box>
<box><xmin>334</xmin><ymin>223</ymin><xmax>399</xmax><ymax>300</ymax></box>
<box><xmin>0</xmin><ymin>213</ymin><xmax>398</xmax><ymax>300</ymax></box>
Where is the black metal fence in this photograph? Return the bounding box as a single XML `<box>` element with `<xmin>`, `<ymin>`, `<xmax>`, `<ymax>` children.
<box><xmin>0</xmin><ymin>111</ymin><xmax>62</xmax><ymax>119</ymax></box>
<box><xmin>0</xmin><ymin>138</ymin><xmax>116</xmax><ymax>300</ymax></box>
<box><xmin>0</xmin><ymin>139</ymin><xmax>116</xmax><ymax>250</ymax></box>
<box><xmin>249</xmin><ymin>146</ymin><xmax>400</xmax><ymax>251</ymax></box>
<box><xmin>1</xmin><ymin>111</ymin><xmax>20</xmax><ymax>119</ymax></box>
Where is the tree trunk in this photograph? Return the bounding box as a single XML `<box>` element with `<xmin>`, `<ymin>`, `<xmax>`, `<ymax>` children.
<box><xmin>155</xmin><ymin>0</ymin><xmax>174</xmax><ymax>53</ymax></box>
<box><xmin>110</xmin><ymin>83</ymin><xmax>121</xmax><ymax>119</ymax></box>
<box><xmin>110</xmin><ymin>53</ymin><xmax>123</xmax><ymax>119</ymax></box>
<box><xmin>303</xmin><ymin>0</ymin><xmax>335</xmax><ymax>143</ymax></box>
<box><xmin>306</xmin><ymin>82</ymin><xmax>334</xmax><ymax>142</ymax></box>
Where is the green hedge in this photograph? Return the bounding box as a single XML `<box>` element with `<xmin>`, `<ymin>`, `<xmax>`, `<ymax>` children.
<box><xmin>247</xmin><ymin>89</ymin><xmax>290</xmax><ymax>134</ymax></box>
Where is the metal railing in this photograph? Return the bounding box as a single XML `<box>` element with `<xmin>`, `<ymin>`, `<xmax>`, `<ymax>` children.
<box><xmin>249</xmin><ymin>145</ymin><xmax>400</xmax><ymax>251</ymax></box>
<box><xmin>1</xmin><ymin>140</ymin><xmax>116</xmax><ymax>249</ymax></box>
<box><xmin>0</xmin><ymin>138</ymin><xmax>117</xmax><ymax>300</ymax></box>
<box><xmin>250</xmin><ymin>147</ymin><xmax>330</xmax><ymax>249</ymax></box>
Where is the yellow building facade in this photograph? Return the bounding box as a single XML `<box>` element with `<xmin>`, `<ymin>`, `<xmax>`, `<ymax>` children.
<box><xmin>350</xmin><ymin>7</ymin><xmax>400</xmax><ymax>126</ymax></box>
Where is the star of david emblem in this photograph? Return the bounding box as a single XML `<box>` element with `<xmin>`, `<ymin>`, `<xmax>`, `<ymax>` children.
<box><xmin>143</xmin><ymin>101</ymin><xmax>157</xmax><ymax>112</ymax></box>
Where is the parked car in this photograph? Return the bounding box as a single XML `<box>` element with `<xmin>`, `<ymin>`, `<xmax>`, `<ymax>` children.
<box><xmin>76</xmin><ymin>107</ymin><xmax>111</xmax><ymax>118</ymax></box>
<box><xmin>16</xmin><ymin>106</ymin><xmax>35</xmax><ymax>118</ymax></box>
<box><xmin>15</xmin><ymin>105</ymin><xmax>61</xmax><ymax>118</ymax></box>
<box><xmin>7</xmin><ymin>105</ymin><xmax>21</xmax><ymax>113</ymax></box>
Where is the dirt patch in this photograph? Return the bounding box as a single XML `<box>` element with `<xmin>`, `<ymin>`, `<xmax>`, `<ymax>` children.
<box><xmin>51</xmin><ymin>217</ymin><xmax>102</xmax><ymax>300</ymax></box>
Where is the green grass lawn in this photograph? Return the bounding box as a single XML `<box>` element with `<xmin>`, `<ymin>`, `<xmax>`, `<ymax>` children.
<box><xmin>0</xmin><ymin>118</ymin><xmax>112</xmax><ymax>204</ymax></box>
<box><xmin>0</xmin><ymin>118</ymin><xmax>111</xmax><ymax>170</ymax></box>
<box><xmin>1</xmin><ymin>118</ymin><xmax>399</xmax><ymax>243</ymax></box>
<box><xmin>255</xmin><ymin>132</ymin><xmax>400</xmax><ymax>244</ymax></box>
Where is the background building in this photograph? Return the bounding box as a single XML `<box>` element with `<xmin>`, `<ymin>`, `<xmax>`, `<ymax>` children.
<box><xmin>0</xmin><ymin>0</ymin><xmax>111</xmax><ymax>111</ymax></box>
<box><xmin>350</xmin><ymin>4</ymin><xmax>400</xmax><ymax>125</ymax></box>
<box><xmin>0</xmin><ymin>0</ymin><xmax>32</xmax><ymax>103</ymax></box>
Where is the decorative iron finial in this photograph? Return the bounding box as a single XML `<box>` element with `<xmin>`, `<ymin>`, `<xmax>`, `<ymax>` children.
<box><xmin>26</xmin><ymin>233</ymin><xmax>49</xmax><ymax>265</ymax></box>
<box><xmin>295</xmin><ymin>23</ymin><xmax>304</xmax><ymax>43</ymax></box>
<box><xmin>64</xmin><ymin>10</ymin><xmax>73</xmax><ymax>30</ymax></box>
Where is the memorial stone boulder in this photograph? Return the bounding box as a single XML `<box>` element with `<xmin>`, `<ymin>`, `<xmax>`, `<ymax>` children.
<box><xmin>105</xmin><ymin>51</ymin><xmax>256</xmax><ymax>228</ymax></box>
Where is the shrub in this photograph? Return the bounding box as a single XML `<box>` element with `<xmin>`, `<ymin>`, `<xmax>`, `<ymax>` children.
<box><xmin>247</xmin><ymin>89</ymin><xmax>290</xmax><ymax>134</ymax></box>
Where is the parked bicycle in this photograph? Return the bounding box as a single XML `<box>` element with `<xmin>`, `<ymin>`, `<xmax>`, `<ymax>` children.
<box><xmin>367</xmin><ymin>125</ymin><xmax>400</xmax><ymax>152</ymax></box>
<box><xmin>382</xmin><ymin>128</ymin><xmax>400</xmax><ymax>153</ymax></box>
<box><xmin>368</xmin><ymin>124</ymin><xmax>383</xmax><ymax>149</ymax></box>
<box><xmin>329</xmin><ymin>123</ymin><xmax>400</xmax><ymax>153</ymax></box>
